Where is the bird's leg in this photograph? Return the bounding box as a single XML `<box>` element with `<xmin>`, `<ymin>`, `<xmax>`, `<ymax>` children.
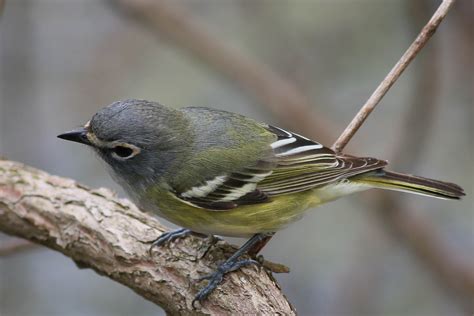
<box><xmin>149</xmin><ymin>228</ymin><xmax>196</xmax><ymax>255</ymax></box>
<box><xmin>247</xmin><ymin>233</ymin><xmax>274</xmax><ymax>264</ymax></box>
<box><xmin>247</xmin><ymin>234</ymin><xmax>290</xmax><ymax>273</ymax></box>
<box><xmin>192</xmin><ymin>232</ymin><xmax>275</xmax><ymax>307</ymax></box>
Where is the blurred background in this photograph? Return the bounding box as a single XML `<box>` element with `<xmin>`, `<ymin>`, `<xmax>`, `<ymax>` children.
<box><xmin>0</xmin><ymin>0</ymin><xmax>472</xmax><ymax>315</ymax></box>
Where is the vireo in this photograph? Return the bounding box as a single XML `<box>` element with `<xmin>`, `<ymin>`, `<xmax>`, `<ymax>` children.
<box><xmin>58</xmin><ymin>99</ymin><xmax>464</xmax><ymax>305</ymax></box>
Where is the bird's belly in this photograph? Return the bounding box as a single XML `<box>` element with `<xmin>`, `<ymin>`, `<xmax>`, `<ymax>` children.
<box><xmin>142</xmin><ymin>189</ymin><xmax>322</xmax><ymax>237</ymax></box>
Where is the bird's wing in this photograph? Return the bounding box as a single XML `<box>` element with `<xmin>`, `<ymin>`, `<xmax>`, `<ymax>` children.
<box><xmin>174</xmin><ymin>124</ymin><xmax>386</xmax><ymax>210</ymax></box>
<box><xmin>257</xmin><ymin>125</ymin><xmax>387</xmax><ymax>195</ymax></box>
<box><xmin>175</xmin><ymin>158</ymin><xmax>274</xmax><ymax>210</ymax></box>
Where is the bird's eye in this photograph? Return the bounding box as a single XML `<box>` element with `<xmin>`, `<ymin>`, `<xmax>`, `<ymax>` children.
<box><xmin>113</xmin><ymin>146</ymin><xmax>133</xmax><ymax>158</ymax></box>
<box><xmin>110</xmin><ymin>144</ymin><xmax>140</xmax><ymax>160</ymax></box>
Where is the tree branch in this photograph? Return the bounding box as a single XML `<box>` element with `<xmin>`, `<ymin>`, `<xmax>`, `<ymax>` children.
<box><xmin>332</xmin><ymin>0</ymin><xmax>456</xmax><ymax>152</ymax></box>
<box><xmin>0</xmin><ymin>159</ymin><xmax>295</xmax><ymax>315</ymax></box>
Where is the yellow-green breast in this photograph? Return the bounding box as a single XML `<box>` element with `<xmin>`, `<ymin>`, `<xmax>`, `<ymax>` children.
<box><xmin>145</xmin><ymin>186</ymin><xmax>322</xmax><ymax>237</ymax></box>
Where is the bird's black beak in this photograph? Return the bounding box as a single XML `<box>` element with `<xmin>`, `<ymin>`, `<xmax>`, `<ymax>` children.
<box><xmin>57</xmin><ymin>127</ymin><xmax>91</xmax><ymax>146</ymax></box>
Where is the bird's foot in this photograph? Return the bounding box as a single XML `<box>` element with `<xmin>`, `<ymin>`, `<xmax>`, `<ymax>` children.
<box><xmin>192</xmin><ymin>258</ymin><xmax>260</xmax><ymax>308</ymax></box>
<box><xmin>149</xmin><ymin>228</ymin><xmax>191</xmax><ymax>255</ymax></box>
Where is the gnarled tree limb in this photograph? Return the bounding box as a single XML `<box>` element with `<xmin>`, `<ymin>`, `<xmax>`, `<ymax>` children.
<box><xmin>0</xmin><ymin>159</ymin><xmax>295</xmax><ymax>315</ymax></box>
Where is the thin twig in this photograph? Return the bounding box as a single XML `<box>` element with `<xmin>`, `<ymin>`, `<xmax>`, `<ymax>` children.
<box><xmin>337</xmin><ymin>2</ymin><xmax>443</xmax><ymax>308</ymax></box>
<box><xmin>332</xmin><ymin>0</ymin><xmax>456</xmax><ymax>153</ymax></box>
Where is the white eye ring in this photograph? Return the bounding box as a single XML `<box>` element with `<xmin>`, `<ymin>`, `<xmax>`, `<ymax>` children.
<box><xmin>110</xmin><ymin>143</ymin><xmax>141</xmax><ymax>160</ymax></box>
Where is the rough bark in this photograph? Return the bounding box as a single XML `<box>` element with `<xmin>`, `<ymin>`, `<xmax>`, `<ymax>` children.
<box><xmin>0</xmin><ymin>159</ymin><xmax>295</xmax><ymax>315</ymax></box>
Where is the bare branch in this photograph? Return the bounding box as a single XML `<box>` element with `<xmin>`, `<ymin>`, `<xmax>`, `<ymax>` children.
<box><xmin>0</xmin><ymin>159</ymin><xmax>295</xmax><ymax>315</ymax></box>
<box><xmin>332</xmin><ymin>0</ymin><xmax>456</xmax><ymax>153</ymax></box>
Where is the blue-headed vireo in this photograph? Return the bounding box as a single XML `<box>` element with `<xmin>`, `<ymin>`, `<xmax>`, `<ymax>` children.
<box><xmin>58</xmin><ymin>99</ymin><xmax>465</xmax><ymax>305</ymax></box>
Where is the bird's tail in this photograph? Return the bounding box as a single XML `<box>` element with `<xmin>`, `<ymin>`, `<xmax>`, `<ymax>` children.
<box><xmin>352</xmin><ymin>170</ymin><xmax>465</xmax><ymax>200</ymax></box>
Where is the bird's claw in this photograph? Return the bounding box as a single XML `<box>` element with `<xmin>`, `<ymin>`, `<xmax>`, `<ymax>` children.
<box><xmin>192</xmin><ymin>258</ymin><xmax>260</xmax><ymax>308</ymax></box>
<box><xmin>148</xmin><ymin>228</ymin><xmax>191</xmax><ymax>255</ymax></box>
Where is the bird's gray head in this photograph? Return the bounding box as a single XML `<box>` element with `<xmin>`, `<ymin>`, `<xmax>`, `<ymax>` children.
<box><xmin>58</xmin><ymin>99</ymin><xmax>191</xmax><ymax>193</ymax></box>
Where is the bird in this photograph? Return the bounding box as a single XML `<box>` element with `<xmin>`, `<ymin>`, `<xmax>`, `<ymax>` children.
<box><xmin>58</xmin><ymin>99</ymin><xmax>465</xmax><ymax>305</ymax></box>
